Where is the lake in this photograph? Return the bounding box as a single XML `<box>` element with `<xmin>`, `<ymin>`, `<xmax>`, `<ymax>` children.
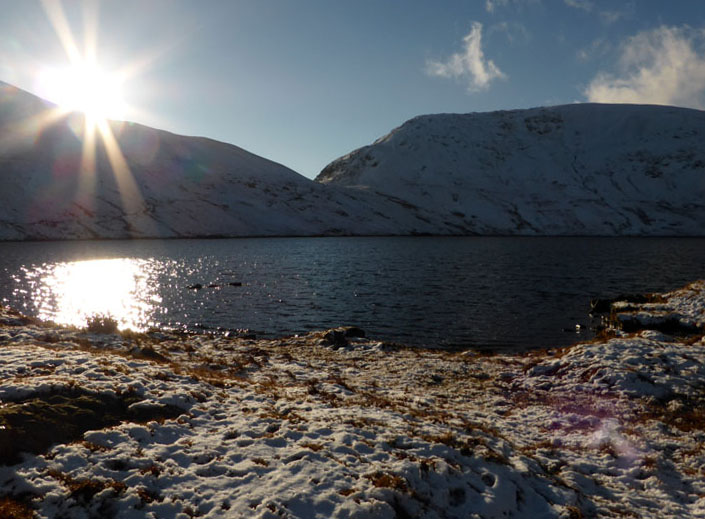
<box><xmin>1</xmin><ymin>237</ymin><xmax>704</xmax><ymax>351</ymax></box>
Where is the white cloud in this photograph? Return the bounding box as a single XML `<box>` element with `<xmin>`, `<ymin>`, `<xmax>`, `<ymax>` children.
<box><xmin>564</xmin><ymin>1</ymin><xmax>634</xmax><ymax>25</ymax></box>
<box><xmin>485</xmin><ymin>0</ymin><xmax>509</xmax><ymax>13</ymax></box>
<box><xmin>599</xmin><ymin>10</ymin><xmax>624</xmax><ymax>25</ymax></box>
<box><xmin>599</xmin><ymin>2</ymin><xmax>635</xmax><ymax>25</ymax></box>
<box><xmin>485</xmin><ymin>0</ymin><xmax>540</xmax><ymax>13</ymax></box>
<box><xmin>576</xmin><ymin>38</ymin><xmax>611</xmax><ymax>61</ymax></box>
<box><xmin>426</xmin><ymin>22</ymin><xmax>507</xmax><ymax>92</ymax></box>
<box><xmin>489</xmin><ymin>21</ymin><xmax>530</xmax><ymax>45</ymax></box>
<box><xmin>564</xmin><ymin>0</ymin><xmax>593</xmax><ymax>12</ymax></box>
<box><xmin>585</xmin><ymin>26</ymin><xmax>705</xmax><ymax>109</ymax></box>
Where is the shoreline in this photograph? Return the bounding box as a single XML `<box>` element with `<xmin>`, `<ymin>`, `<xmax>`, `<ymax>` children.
<box><xmin>1</xmin><ymin>281</ymin><xmax>704</xmax><ymax>518</ymax></box>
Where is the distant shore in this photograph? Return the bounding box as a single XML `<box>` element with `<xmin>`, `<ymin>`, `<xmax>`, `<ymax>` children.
<box><xmin>1</xmin><ymin>281</ymin><xmax>704</xmax><ymax>518</ymax></box>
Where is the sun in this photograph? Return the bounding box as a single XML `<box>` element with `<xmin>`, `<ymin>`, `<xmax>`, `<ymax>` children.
<box><xmin>39</xmin><ymin>61</ymin><xmax>127</xmax><ymax>122</ymax></box>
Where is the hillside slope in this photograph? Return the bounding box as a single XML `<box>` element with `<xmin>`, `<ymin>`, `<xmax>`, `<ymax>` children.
<box><xmin>318</xmin><ymin>104</ymin><xmax>705</xmax><ymax>235</ymax></box>
<box><xmin>0</xmin><ymin>81</ymin><xmax>409</xmax><ymax>240</ymax></box>
<box><xmin>3</xmin><ymin>81</ymin><xmax>704</xmax><ymax>240</ymax></box>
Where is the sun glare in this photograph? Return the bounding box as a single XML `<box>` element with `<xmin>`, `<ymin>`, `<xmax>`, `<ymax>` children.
<box><xmin>27</xmin><ymin>258</ymin><xmax>161</xmax><ymax>332</ymax></box>
<box><xmin>39</xmin><ymin>62</ymin><xmax>126</xmax><ymax>121</ymax></box>
<box><xmin>10</xmin><ymin>0</ymin><xmax>164</xmax><ymax>237</ymax></box>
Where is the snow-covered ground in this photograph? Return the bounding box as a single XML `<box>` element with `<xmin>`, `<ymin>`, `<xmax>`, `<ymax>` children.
<box><xmin>1</xmin><ymin>282</ymin><xmax>704</xmax><ymax>518</ymax></box>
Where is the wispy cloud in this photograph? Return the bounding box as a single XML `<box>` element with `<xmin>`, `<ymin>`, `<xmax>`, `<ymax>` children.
<box><xmin>485</xmin><ymin>0</ymin><xmax>509</xmax><ymax>13</ymax></box>
<box><xmin>564</xmin><ymin>1</ymin><xmax>634</xmax><ymax>25</ymax></box>
<box><xmin>585</xmin><ymin>26</ymin><xmax>705</xmax><ymax>109</ymax></box>
<box><xmin>564</xmin><ymin>0</ymin><xmax>593</xmax><ymax>12</ymax></box>
<box><xmin>576</xmin><ymin>37</ymin><xmax>611</xmax><ymax>61</ymax></box>
<box><xmin>599</xmin><ymin>9</ymin><xmax>626</xmax><ymax>25</ymax></box>
<box><xmin>485</xmin><ymin>0</ymin><xmax>540</xmax><ymax>13</ymax></box>
<box><xmin>489</xmin><ymin>21</ymin><xmax>531</xmax><ymax>45</ymax></box>
<box><xmin>598</xmin><ymin>1</ymin><xmax>635</xmax><ymax>25</ymax></box>
<box><xmin>426</xmin><ymin>22</ymin><xmax>506</xmax><ymax>92</ymax></box>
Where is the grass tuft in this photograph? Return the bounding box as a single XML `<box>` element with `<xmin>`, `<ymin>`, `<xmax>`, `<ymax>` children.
<box><xmin>86</xmin><ymin>314</ymin><xmax>119</xmax><ymax>334</ymax></box>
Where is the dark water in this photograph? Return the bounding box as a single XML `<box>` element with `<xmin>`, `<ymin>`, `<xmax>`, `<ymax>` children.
<box><xmin>1</xmin><ymin>237</ymin><xmax>704</xmax><ymax>350</ymax></box>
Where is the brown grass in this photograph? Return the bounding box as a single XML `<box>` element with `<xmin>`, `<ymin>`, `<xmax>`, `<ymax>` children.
<box><xmin>422</xmin><ymin>431</ymin><xmax>457</xmax><ymax>447</ymax></box>
<box><xmin>139</xmin><ymin>464</ymin><xmax>161</xmax><ymax>477</ymax></box>
<box><xmin>85</xmin><ymin>314</ymin><xmax>119</xmax><ymax>334</ymax></box>
<box><xmin>301</xmin><ymin>442</ymin><xmax>325</xmax><ymax>452</ymax></box>
<box><xmin>81</xmin><ymin>440</ymin><xmax>111</xmax><ymax>453</ymax></box>
<box><xmin>638</xmin><ymin>396</ymin><xmax>705</xmax><ymax>432</ymax></box>
<box><xmin>136</xmin><ymin>487</ymin><xmax>162</xmax><ymax>504</ymax></box>
<box><xmin>0</xmin><ymin>497</ymin><xmax>34</xmax><ymax>519</ymax></box>
<box><xmin>48</xmin><ymin>469</ymin><xmax>126</xmax><ymax>502</ymax></box>
<box><xmin>326</xmin><ymin>374</ymin><xmax>355</xmax><ymax>392</ymax></box>
<box><xmin>564</xmin><ymin>505</ymin><xmax>585</xmax><ymax>519</ymax></box>
<box><xmin>366</xmin><ymin>471</ymin><xmax>408</xmax><ymax>491</ymax></box>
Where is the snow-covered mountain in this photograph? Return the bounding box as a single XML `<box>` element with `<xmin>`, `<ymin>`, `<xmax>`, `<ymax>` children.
<box><xmin>2</xmin><ymin>79</ymin><xmax>704</xmax><ymax>240</ymax></box>
<box><xmin>0</xmin><ymin>81</ymin><xmax>411</xmax><ymax>240</ymax></box>
<box><xmin>318</xmin><ymin>104</ymin><xmax>705</xmax><ymax>235</ymax></box>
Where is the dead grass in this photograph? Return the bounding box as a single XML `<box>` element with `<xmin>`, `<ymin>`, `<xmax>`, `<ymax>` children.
<box><xmin>564</xmin><ymin>505</ymin><xmax>585</xmax><ymax>519</ymax></box>
<box><xmin>344</xmin><ymin>416</ymin><xmax>382</xmax><ymax>428</ymax></box>
<box><xmin>48</xmin><ymin>469</ymin><xmax>126</xmax><ymax>502</ymax></box>
<box><xmin>139</xmin><ymin>464</ymin><xmax>162</xmax><ymax>478</ymax></box>
<box><xmin>422</xmin><ymin>431</ymin><xmax>457</xmax><ymax>447</ymax></box>
<box><xmin>326</xmin><ymin>374</ymin><xmax>355</xmax><ymax>392</ymax></box>
<box><xmin>366</xmin><ymin>471</ymin><xmax>408</xmax><ymax>491</ymax></box>
<box><xmin>639</xmin><ymin>396</ymin><xmax>705</xmax><ymax>432</ymax></box>
<box><xmin>81</xmin><ymin>440</ymin><xmax>111</xmax><ymax>453</ymax></box>
<box><xmin>605</xmin><ymin>505</ymin><xmax>641</xmax><ymax>518</ymax></box>
<box><xmin>0</xmin><ymin>496</ymin><xmax>34</xmax><ymax>519</ymax></box>
<box><xmin>136</xmin><ymin>487</ymin><xmax>163</xmax><ymax>504</ymax></box>
<box><xmin>301</xmin><ymin>442</ymin><xmax>325</xmax><ymax>452</ymax></box>
<box><xmin>85</xmin><ymin>314</ymin><xmax>119</xmax><ymax>334</ymax></box>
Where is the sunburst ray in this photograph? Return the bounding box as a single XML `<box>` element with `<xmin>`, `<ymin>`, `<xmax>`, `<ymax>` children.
<box><xmin>36</xmin><ymin>0</ymin><xmax>154</xmax><ymax>238</ymax></box>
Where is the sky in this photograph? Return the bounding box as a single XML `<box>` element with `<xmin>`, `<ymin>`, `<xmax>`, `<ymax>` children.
<box><xmin>1</xmin><ymin>0</ymin><xmax>704</xmax><ymax>179</ymax></box>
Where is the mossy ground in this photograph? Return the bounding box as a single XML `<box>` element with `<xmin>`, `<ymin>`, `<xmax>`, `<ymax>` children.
<box><xmin>0</xmin><ymin>388</ymin><xmax>181</xmax><ymax>466</ymax></box>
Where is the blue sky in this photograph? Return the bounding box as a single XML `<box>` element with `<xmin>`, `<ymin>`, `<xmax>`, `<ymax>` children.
<box><xmin>1</xmin><ymin>0</ymin><xmax>704</xmax><ymax>178</ymax></box>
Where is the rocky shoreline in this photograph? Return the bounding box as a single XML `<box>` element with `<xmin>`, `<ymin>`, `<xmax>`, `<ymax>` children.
<box><xmin>1</xmin><ymin>281</ymin><xmax>704</xmax><ymax>518</ymax></box>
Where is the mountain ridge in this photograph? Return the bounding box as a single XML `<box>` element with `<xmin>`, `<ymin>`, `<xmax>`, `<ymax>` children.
<box><xmin>0</xmin><ymin>81</ymin><xmax>413</xmax><ymax>240</ymax></box>
<box><xmin>1</xmin><ymin>80</ymin><xmax>704</xmax><ymax>239</ymax></box>
<box><xmin>317</xmin><ymin>103</ymin><xmax>705</xmax><ymax>235</ymax></box>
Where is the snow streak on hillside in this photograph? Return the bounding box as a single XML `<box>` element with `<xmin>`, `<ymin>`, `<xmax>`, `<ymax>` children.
<box><xmin>318</xmin><ymin>104</ymin><xmax>705</xmax><ymax>235</ymax></box>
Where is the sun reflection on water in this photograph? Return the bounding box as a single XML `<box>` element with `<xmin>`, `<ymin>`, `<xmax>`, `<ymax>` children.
<box><xmin>19</xmin><ymin>258</ymin><xmax>162</xmax><ymax>331</ymax></box>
